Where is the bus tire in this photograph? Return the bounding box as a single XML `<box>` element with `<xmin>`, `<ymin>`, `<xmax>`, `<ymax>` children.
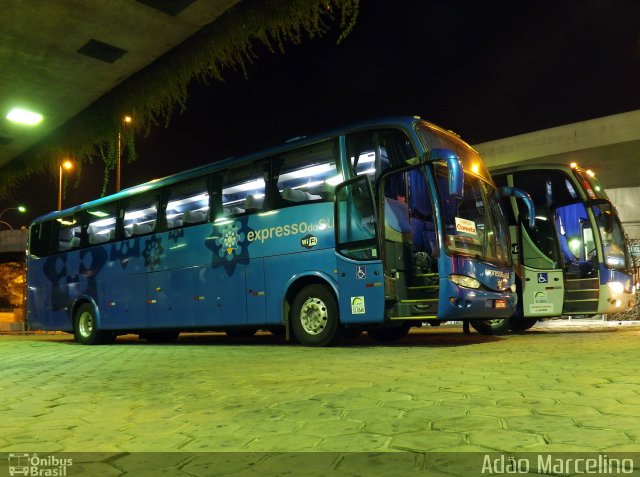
<box><xmin>74</xmin><ymin>303</ymin><xmax>114</xmax><ymax>345</ymax></box>
<box><xmin>469</xmin><ymin>318</ymin><xmax>511</xmax><ymax>335</ymax></box>
<box><xmin>511</xmin><ymin>318</ymin><xmax>538</xmax><ymax>332</ymax></box>
<box><xmin>143</xmin><ymin>331</ymin><xmax>180</xmax><ymax>343</ymax></box>
<box><xmin>367</xmin><ymin>323</ymin><xmax>411</xmax><ymax>342</ymax></box>
<box><xmin>290</xmin><ymin>284</ymin><xmax>339</xmax><ymax>347</ymax></box>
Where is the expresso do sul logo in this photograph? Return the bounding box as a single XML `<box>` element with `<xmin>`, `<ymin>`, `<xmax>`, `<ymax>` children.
<box><xmin>300</xmin><ymin>234</ymin><xmax>318</xmax><ymax>249</ymax></box>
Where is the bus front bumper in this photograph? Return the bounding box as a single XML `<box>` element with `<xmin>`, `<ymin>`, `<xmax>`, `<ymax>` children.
<box><xmin>439</xmin><ymin>280</ymin><xmax>517</xmax><ymax>321</ymax></box>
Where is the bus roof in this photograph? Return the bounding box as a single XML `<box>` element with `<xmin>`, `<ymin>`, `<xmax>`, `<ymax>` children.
<box><xmin>32</xmin><ymin>115</ymin><xmax>474</xmax><ymax>224</ymax></box>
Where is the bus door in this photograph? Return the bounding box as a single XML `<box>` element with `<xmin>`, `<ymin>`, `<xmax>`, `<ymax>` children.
<box><xmin>517</xmin><ymin>207</ymin><xmax>564</xmax><ymax>318</ymax></box>
<box><xmin>379</xmin><ymin>165</ymin><xmax>439</xmax><ymax>320</ymax></box>
<box><xmin>334</xmin><ymin>175</ymin><xmax>382</xmax><ymax>323</ymax></box>
<box><xmin>554</xmin><ymin>202</ymin><xmax>600</xmax><ymax>314</ymax></box>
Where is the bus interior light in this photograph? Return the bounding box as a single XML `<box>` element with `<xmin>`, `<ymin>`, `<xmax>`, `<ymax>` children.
<box><xmin>88</xmin><ymin>210</ymin><xmax>109</xmax><ymax>218</ymax></box>
<box><xmin>278</xmin><ymin>163</ymin><xmax>334</xmax><ymax>181</ymax></box>
<box><xmin>324</xmin><ymin>174</ymin><xmax>343</xmax><ymax>186</ymax></box>
<box><xmin>570</xmin><ymin>162</ymin><xmax>578</xmax><ymax>169</ymax></box>
<box><xmin>223</xmin><ymin>179</ymin><xmax>265</xmax><ymax>194</ymax></box>
<box><xmin>90</xmin><ymin>217</ymin><xmax>116</xmax><ymax>227</ymax></box>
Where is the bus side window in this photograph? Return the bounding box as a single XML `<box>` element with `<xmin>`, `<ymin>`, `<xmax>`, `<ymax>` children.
<box><xmin>347</xmin><ymin>129</ymin><xmax>416</xmax><ymax>182</ymax></box>
<box><xmin>124</xmin><ymin>194</ymin><xmax>158</xmax><ymax>237</ymax></box>
<box><xmin>29</xmin><ymin>221</ymin><xmax>53</xmax><ymax>257</ymax></box>
<box><xmin>53</xmin><ymin>214</ymin><xmax>81</xmax><ymax>252</ymax></box>
<box><xmin>222</xmin><ymin>164</ymin><xmax>265</xmax><ymax>216</ymax></box>
<box><xmin>86</xmin><ymin>204</ymin><xmax>118</xmax><ymax>245</ymax></box>
<box><xmin>165</xmin><ymin>178</ymin><xmax>210</xmax><ymax>229</ymax></box>
<box><xmin>274</xmin><ymin>139</ymin><xmax>339</xmax><ymax>206</ymax></box>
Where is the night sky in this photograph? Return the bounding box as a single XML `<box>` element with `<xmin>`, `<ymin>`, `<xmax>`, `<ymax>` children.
<box><xmin>3</xmin><ymin>0</ymin><xmax>640</xmax><ymax>227</ymax></box>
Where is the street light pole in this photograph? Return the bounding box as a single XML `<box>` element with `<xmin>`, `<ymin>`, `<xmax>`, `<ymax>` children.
<box><xmin>116</xmin><ymin>115</ymin><xmax>132</xmax><ymax>192</ymax></box>
<box><xmin>0</xmin><ymin>206</ymin><xmax>27</xmax><ymax>230</ymax></box>
<box><xmin>58</xmin><ymin>160</ymin><xmax>74</xmax><ymax>211</ymax></box>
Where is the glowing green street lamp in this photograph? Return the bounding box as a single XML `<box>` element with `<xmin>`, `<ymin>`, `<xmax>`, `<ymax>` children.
<box><xmin>0</xmin><ymin>206</ymin><xmax>27</xmax><ymax>230</ymax></box>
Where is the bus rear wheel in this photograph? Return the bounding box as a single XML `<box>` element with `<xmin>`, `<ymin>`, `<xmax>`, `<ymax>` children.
<box><xmin>290</xmin><ymin>284</ymin><xmax>339</xmax><ymax>347</ymax></box>
<box><xmin>74</xmin><ymin>303</ymin><xmax>115</xmax><ymax>345</ymax></box>
<box><xmin>469</xmin><ymin>318</ymin><xmax>511</xmax><ymax>335</ymax></box>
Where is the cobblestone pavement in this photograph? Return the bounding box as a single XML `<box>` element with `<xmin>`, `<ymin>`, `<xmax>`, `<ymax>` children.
<box><xmin>0</xmin><ymin>320</ymin><xmax>639</xmax><ymax>475</ymax></box>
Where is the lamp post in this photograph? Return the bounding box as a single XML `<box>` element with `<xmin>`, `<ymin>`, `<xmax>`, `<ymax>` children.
<box><xmin>0</xmin><ymin>206</ymin><xmax>26</xmax><ymax>230</ymax></box>
<box><xmin>116</xmin><ymin>115</ymin><xmax>132</xmax><ymax>192</ymax></box>
<box><xmin>58</xmin><ymin>160</ymin><xmax>74</xmax><ymax>211</ymax></box>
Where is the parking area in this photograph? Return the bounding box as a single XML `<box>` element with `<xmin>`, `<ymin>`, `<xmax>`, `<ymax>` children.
<box><xmin>0</xmin><ymin>320</ymin><xmax>639</xmax><ymax>474</ymax></box>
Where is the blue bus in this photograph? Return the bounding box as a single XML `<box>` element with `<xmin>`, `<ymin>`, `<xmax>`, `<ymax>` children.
<box><xmin>26</xmin><ymin>116</ymin><xmax>532</xmax><ymax>346</ymax></box>
<box><xmin>482</xmin><ymin>163</ymin><xmax>636</xmax><ymax>333</ymax></box>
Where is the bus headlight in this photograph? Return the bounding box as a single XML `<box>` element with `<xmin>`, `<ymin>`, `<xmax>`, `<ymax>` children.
<box><xmin>449</xmin><ymin>275</ymin><xmax>481</xmax><ymax>289</ymax></box>
<box><xmin>607</xmin><ymin>281</ymin><xmax>624</xmax><ymax>295</ymax></box>
<box><xmin>510</xmin><ymin>283</ymin><xmax>517</xmax><ymax>293</ymax></box>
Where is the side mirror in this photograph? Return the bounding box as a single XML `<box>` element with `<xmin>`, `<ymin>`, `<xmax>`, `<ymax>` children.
<box><xmin>429</xmin><ymin>148</ymin><xmax>463</xmax><ymax>198</ymax></box>
<box><xmin>499</xmin><ymin>186</ymin><xmax>535</xmax><ymax>229</ymax></box>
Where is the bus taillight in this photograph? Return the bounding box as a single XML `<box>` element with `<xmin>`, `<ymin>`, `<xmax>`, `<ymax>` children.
<box><xmin>494</xmin><ymin>299</ymin><xmax>507</xmax><ymax>309</ymax></box>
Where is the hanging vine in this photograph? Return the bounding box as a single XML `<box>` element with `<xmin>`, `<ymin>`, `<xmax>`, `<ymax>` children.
<box><xmin>98</xmin><ymin>143</ymin><xmax>117</xmax><ymax>197</ymax></box>
<box><xmin>0</xmin><ymin>0</ymin><xmax>359</xmax><ymax>198</ymax></box>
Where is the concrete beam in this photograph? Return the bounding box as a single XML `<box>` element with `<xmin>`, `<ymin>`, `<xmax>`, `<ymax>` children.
<box><xmin>475</xmin><ymin>110</ymin><xmax>640</xmax><ymax>189</ymax></box>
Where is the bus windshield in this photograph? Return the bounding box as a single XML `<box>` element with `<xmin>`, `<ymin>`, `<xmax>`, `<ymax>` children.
<box><xmin>434</xmin><ymin>164</ymin><xmax>512</xmax><ymax>268</ymax></box>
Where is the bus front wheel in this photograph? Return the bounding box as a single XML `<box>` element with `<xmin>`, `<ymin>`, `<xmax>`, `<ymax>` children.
<box><xmin>290</xmin><ymin>284</ymin><xmax>339</xmax><ymax>347</ymax></box>
<box><xmin>74</xmin><ymin>303</ymin><xmax>115</xmax><ymax>345</ymax></box>
<box><xmin>469</xmin><ymin>318</ymin><xmax>511</xmax><ymax>335</ymax></box>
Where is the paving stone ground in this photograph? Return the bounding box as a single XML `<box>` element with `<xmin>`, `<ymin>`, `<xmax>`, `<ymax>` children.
<box><xmin>0</xmin><ymin>319</ymin><xmax>639</xmax><ymax>475</ymax></box>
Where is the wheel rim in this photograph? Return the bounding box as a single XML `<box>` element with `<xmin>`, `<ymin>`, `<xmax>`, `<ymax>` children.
<box><xmin>299</xmin><ymin>297</ymin><xmax>328</xmax><ymax>335</ymax></box>
<box><xmin>78</xmin><ymin>311</ymin><xmax>94</xmax><ymax>338</ymax></box>
<box><xmin>482</xmin><ymin>319</ymin><xmax>505</xmax><ymax>328</ymax></box>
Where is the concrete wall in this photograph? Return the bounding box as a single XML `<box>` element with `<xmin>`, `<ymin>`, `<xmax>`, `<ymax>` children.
<box><xmin>608</xmin><ymin>187</ymin><xmax>640</xmax><ymax>240</ymax></box>
<box><xmin>0</xmin><ymin>229</ymin><xmax>28</xmax><ymax>254</ymax></box>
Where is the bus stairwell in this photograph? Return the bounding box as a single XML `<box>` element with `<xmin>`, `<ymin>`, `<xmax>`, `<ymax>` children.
<box><xmin>563</xmin><ymin>275</ymin><xmax>600</xmax><ymax>314</ymax></box>
<box><xmin>556</xmin><ymin>202</ymin><xmax>600</xmax><ymax>314</ymax></box>
<box><xmin>382</xmin><ymin>167</ymin><xmax>439</xmax><ymax>321</ymax></box>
